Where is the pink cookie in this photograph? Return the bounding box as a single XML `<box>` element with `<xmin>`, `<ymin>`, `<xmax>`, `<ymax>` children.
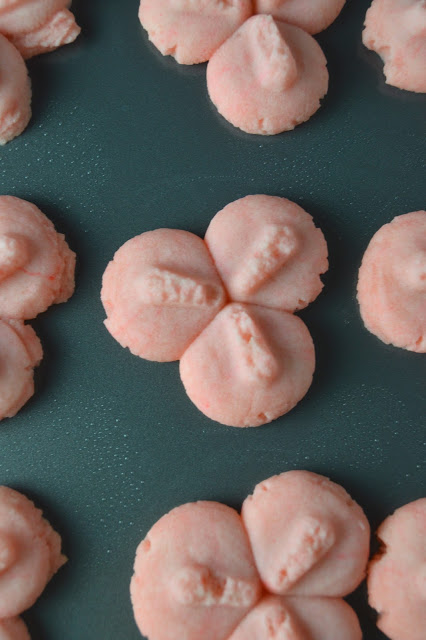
<box><xmin>357</xmin><ymin>211</ymin><xmax>426</xmax><ymax>352</ymax></box>
<box><xmin>207</xmin><ymin>15</ymin><xmax>328</xmax><ymax>134</ymax></box>
<box><xmin>228</xmin><ymin>595</ymin><xmax>362</xmax><ymax>640</ymax></box>
<box><xmin>179</xmin><ymin>303</ymin><xmax>315</xmax><ymax>427</ymax></box>
<box><xmin>0</xmin><ymin>0</ymin><xmax>80</xmax><ymax>59</ymax></box>
<box><xmin>130</xmin><ymin>501</ymin><xmax>262</xmax><ymax>640</ymax></box>
<box><xmin>0</xmin><ymin>320</ymin><xmax>42</xmax><ymax>420</ymax></box>
<box><xmin>101</xmin><ymin>229</ymin><xmax>226</xmax><ymax>362</ymax></box>
<box><xmin>368</xmin><ymin>498</ymin><xmax>426</xmax><ymax>640</ymax></box>
<box><xmin>242</xmin><ymin>471</ymin><xmax>370</xmax><ymax>596</ymax></box>
<box><xmin>205</xmin><ymin>195</ymin><xmax>328</xmax><ymax>312</ymax></box>
<box><xmin>0</xmin><ymin>486</ymin><xmax>66</xmax><ymax>619</ymax></box>
<box><xmin>0</xmin><ymin>196</ymin><xmax>76</xmax><ymax>320</ymax></box>
<box><xmin>0</xmin><ymin>618</ymin><xmax>30</xmax><ymax>640</ymax></box>
<box><xmin>363</xmin><ymin>0</ymin><xmax>426</xmax><ymax>93</ymax></box>
<box><xmin>138</xmin><ymin>0</ymin><xmax>252</xmax><ymax>65</ymax></box>
<box><xmin>254</xmin><ymin>0</ymin><xmax>346</xmax><ymax>34</ymax></box>
<box><xmin>0</xmin><ymin>34</ymin><xmax>31</xmax><ymax>145</ymax></box>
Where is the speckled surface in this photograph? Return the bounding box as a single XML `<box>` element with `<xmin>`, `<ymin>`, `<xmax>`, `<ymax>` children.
<box><xmin>0</xmin><ymin>1</ymin><xmax>425</xmax><ymax>638</ymax></box>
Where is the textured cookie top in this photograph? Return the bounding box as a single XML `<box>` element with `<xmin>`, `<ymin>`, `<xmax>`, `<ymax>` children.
<box><xmin>255</xmin><ymin>0</ymin><xmax>346</xmax><ymax>34</ymax></box>
<box><xmin>0</xmin><ymin>486</ymin><xmax>66</xmax><ymax>618</ymax></box>
<box><xmin>363</xmin><ymin>0</ymin><xmax>426</xmax><ymax>93</ymax></box>
<box><xmin>368</xmin><ymin>498</ymin><xmax>426</xmax><ymax>640</ymax></box>
<box><xmin>0</xmin><ymin>196</ymin><xmax>75</xmax><ymax>319</ymax></box>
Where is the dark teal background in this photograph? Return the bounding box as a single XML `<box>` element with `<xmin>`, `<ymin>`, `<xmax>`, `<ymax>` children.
<box><xmin>0</xmin><ymin>1</ymin><xmax>424</xmax><ymax>638</ymax></box>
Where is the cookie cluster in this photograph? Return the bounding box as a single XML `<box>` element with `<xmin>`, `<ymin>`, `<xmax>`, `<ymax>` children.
<box><xmin>102</xmin><ymin>195</ymin><xmax>328</xmax><ymax>427</ymax></box>
<box><xmin>130</xmin><ymin>471</ymin><xmax>370</xmax><ymax>640</ymax></box>
<box><xmin>138</xmin><ymin>1</ymin><xmax>347</xmax><ymax>134</ymax></box>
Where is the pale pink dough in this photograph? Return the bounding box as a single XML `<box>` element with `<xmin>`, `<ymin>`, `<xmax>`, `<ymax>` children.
<box><xmin>101</xmin><ymin>229</ymin><xmax>226</xmax><ymax>362</ymax></box>
<box><xmin>242</xmin><ymin>471</ymin><xmax>370</xmax><ymax>596</ymax></box>
<box><xmin>228</xmin><ymin>595</ymin><xmax>362</xmax><ymax>640</ymax></box>
<box><xmin>255</xmin><ymin>0</ymin><xmax>346</xmax><ymax>34</ymax></box>
<box><xmin>0</xmin><ymin>486</ymin><xmax>66</xmax><ymax>618</ymax></box>
<box><xmin>179</xmin><ymin>303</ymin><xmax>315</xmax><ymax>427</ymax></box>
<box><xmin>363</xmin><ymin>0</ymin><xmax>426</xmax><ymax>93</ymax></box>
<box><xmin>0</xmin><ymin>196</ymin><xmax>76</xmax><ymax>320</ymax></box>
<box><xmin>368</xmin><ymin>498</ymin><xmax>426</xmax><ymax>640</ymax></box>
<box><xmin>0</xmin><ymin>34</ymin><xmax>31</xmax><ymax>145</ymax></box>
<box><xmin>130</xmin><ymin>501</ymin><xmax>262</xmax><ymax>640</ymax></box>
<box><xmin>357</xmin><ymin>211</ymin><xmax>426</xmax><ymax>352</ymax></box>
<box><xmin>205</xmin><ymin>195</ymin><xmax>328</xmax><ymax>312</ymax></box>
<box><xmin>207</xmin><ymin>15</ymin><xmax>328</xmax><ymax>134</ymax></box>
<box><xmin>0</xmin><ymin>618</ymin><xmax>30</xmax><ymax>640</ymax></box>
<box><xmin>0</xmin><ymin>319</ymin><xmax>42</xmax><ymax>420</ymax></box>
<box><xmin>0</xmin><ymin>0</ymin><xmax>80</xmax><ymax>59</ymax></box>
<box><xmin>138</xmin><ymin>0</ymin><xmax>252</xmax><ymax>65</ymax></box>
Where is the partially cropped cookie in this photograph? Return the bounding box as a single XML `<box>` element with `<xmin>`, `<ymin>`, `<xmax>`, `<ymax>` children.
<box><xmin>0</xmin><ymin>320</ymin><xmax>42</xmax><ymax>421</ymax></box>
<box><xmin>368</xmin><ymin>498</ymin><xmax>426</xmax><ymax>640</ymax></box>
<box><xmin>205</xmin><ymin>195</ymin><xmax>328</xmax><ymax>312</ymax></box>
<box><xmin>242</xmin><ymin>471</ymin><xmax>370</xmax><ymax>596</ymax></box>
<box><xmin>0</xmin><ymin>0</ymin><xmax>80</xmax><ymax>59</ymax></box>
<box><xmin>255</xmin><ymin>0</ymin><xmax>346</xmax><ymax>34</ymax></box>
<box><xmin>0</xmin><ymin>34</ymin><xmax>31</xmax><ymax>145</ymax></box>
<box><xmin>228</xmin><ymin>595</ymin><xmax>362</xmax><ymax>640</ymax></box>
<box><xmin>207</xmin><ymin>15</ymin><xmax>328</xmax><ymax>134</ymax></box>
<box><xmin>0</xmin><ymin>196</ymin><xmax>75</xmax><ymax>320</ymax></box>
<box><xmin>363</xmin><ymin>0</ymin><xmax>426</xmax><ymax>93</ymax></box>
<box><xmin>0</xmin><ymin>618</ymin><xmax>30</xmax><ymax>640</ymax></box>
<box><xmin>357</xmin><ymin>211</ymin><xmax>426</xmax><ymax>352</ymax></box>
<box><xmin>101</xmin><ymin>229</ymin><xmax>226</xmax><ymax>362</ymax></box>
<box><xmin>0</xmin><ymin>486</ymin><xmax>66</xmax><ymax>619</ymax></box>
<box><xmin>129</xmin><ymin>472</ymin><xmax>367</xmax><ymax>640</ymax></box>
<box><xmin>138</xmin><ymin>0</ymin><xmax>252</xmax><ymax>65</ymax></box>
<box><xmin>130</xmin><ymin>501</ymin><xmax>262</xmax><ymax>640</ymax></box>
<box><xmin>179</xmin><ymin>303</ymin><xmax>315</xmax><ymax>427</ymax></box>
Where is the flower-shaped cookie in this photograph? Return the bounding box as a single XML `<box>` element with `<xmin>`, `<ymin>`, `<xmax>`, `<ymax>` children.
<box><xmin>101</xmin><ymin>195</ymin><xmax>328</xmax><ymax>427</ymax></box>
<box><xmin>138</xmin><ymin>2</ymin><xmax>335</xmax><ymax>134</ymax></box>
<box><xmin>130</xmin><ymin>470</ymin><xmax>369</xmax><ymax>640</ymax></box>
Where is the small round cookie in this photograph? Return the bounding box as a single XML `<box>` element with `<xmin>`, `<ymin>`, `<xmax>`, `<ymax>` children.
<box><xmin>130</xmin><ymin>501</ymin><xmax>262</xmax><ymax>640</ymax></box>
<box><xmin>242</xmin><ymin>471</ymin><xmax>370</xmax><ymax>596</ymax></box>
<box><xmin>205</xmin><ymin>195</ymin><xmax>328</xmax><ymax>312</ymax></box>
<box><xmin>207</xmin><ymin>15</ymin><xmax>328</xmax><ymax>134</ymax></box>
<box><xmin>363</xmin><ymin>0</ymin><xmax>426</xmax><ymax>93</ymax></box>
<box><xmin>0</xmin><ymin>34</ymin><xmax>31</xmax><ymax>145</ymax></box>
<box><xmin>0</xmin><ymin>618</ymin><xmax>30</xmax><ymax>640</ymax></box>
<box><xmin>138</xmin><ymin>0</ymin><xmax>252</xmax><ymax>65</ymax></box>
<box><xmin>228</xmin><ymin>595</ymin><xmax>362</xmax><ymax>640</ymax></box>
<box><xmin>0</xmin><ymin>196</ymin><xmax>76</xmax><ymax>319</ymax></box>
<box><xmin>101</xmin><ymin>229</ymin><xmax>226</xmax><ymax>362</ymax></box>
<box><xmin>255</xmin><ymin>0</ymin><xmax>346</xmax><ymax>34</ymax></box>
<box><xmin>0</xmin><ymin>0</ymin><xmax>80</xmax><ymax>59</ymax></box>
<box><xmin>0</xmin><ymin>320</ymin><xmax>42</xmax><ymax>420</ymax></box>
<box><xmin>357</xmin><ymin>211</ymin><xmax>426</xmax><ymax>352</ymax></box>
<box><xmin>368</xmin><ymin>498</ymin><xmax>426</xmax><ymax>640</ymax></box>
<box><xmin>179</xmin><ymin>303</ymin><xmax>315</xmax><ymax>427</ymax></box>
<box><xmin>0</xmin><ymin>486</ymin><xmax>66</xmax><ymax>618</ymax></box>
